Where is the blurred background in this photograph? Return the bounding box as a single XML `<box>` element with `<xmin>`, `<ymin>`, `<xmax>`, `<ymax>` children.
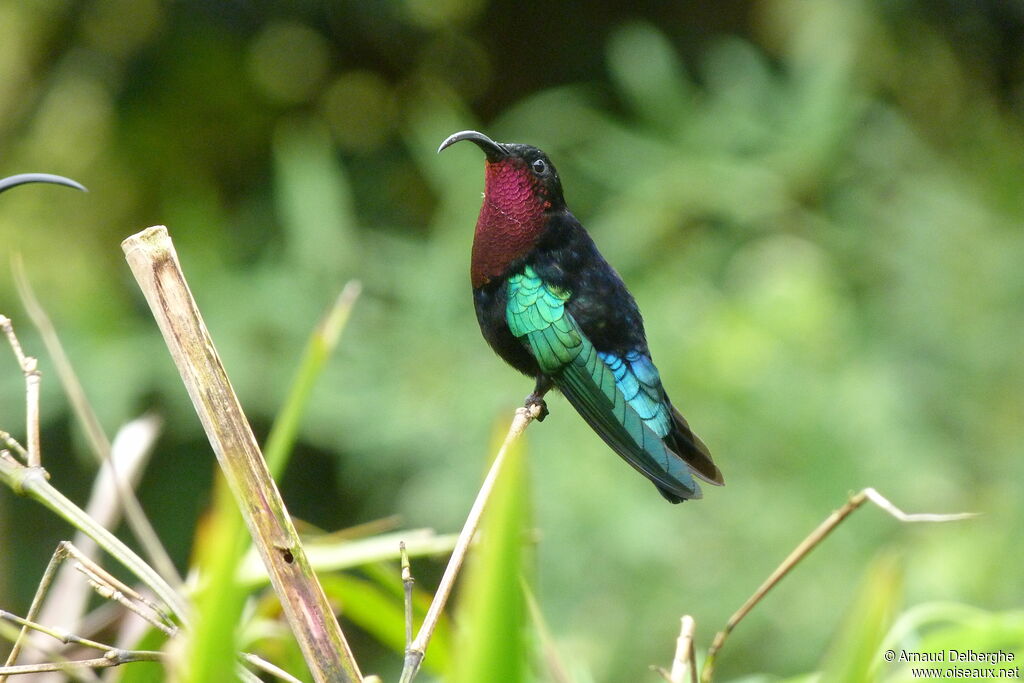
<box><xmin>1</xmin><ymin>0</ymin><xmax>1022</xmax><ymax>680</ymax></box>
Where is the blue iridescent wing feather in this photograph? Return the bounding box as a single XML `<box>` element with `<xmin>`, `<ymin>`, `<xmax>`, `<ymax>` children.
<box><xmin>507</xmin><ymin>266</ymin><xmax>708</xmax><ymax>501</ymax></box>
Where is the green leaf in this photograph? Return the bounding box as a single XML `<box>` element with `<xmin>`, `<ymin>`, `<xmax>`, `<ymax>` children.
<box><xmin>452</xmin><ymin>422</ymin><xmax>530</xmax><ymax>683</ymax></box>
<box><xmin>263</xmin><ymin>281</ymin><xmax>361</xmax><ymax>478</ymax></box>
<box><xmin>237</xmin><ymin>528</ymin><xmax>459</xmax><ymax>587</ymax></box>
<box><xmin>182</xmin><ymin>479</ymin><xmax>251</xmax><ymax>683</ymax></box>
<box><xmin>819</xmin><ymin>552</ymin><xmax>903</xmax><ymax>682</ymax></box>
<box><xmin>606</xmin><ymin>22</ymin><xmax>692</xmax><ymax>131</ymax></box>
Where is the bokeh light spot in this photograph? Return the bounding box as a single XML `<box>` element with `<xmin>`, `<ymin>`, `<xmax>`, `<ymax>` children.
<box><xmin>248</xmin><ymin>21</ymin><xmax>330</xmax><ymax>105</ymax></box>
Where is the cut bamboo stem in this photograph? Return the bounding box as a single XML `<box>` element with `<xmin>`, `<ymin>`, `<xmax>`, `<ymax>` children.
<box><xmin>121</xmin><ymin>226</ymin><xmax>362</xmax><ymax>683</ymax></box>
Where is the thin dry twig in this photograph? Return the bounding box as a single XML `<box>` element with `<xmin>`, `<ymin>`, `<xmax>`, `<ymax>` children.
<box><xmin>31</xmin><ymin>415</ymin><xmax>162</xmax><ymax>669</ymax></box>
<box><xmin>400</xmin><ymin>404</ymin><xmax>542</xmax><ymax>683</ymax></box>
<box><xmin>0</xmin><ymin>541</ymin><xmax>175</xmax><ymax>681</ymax></box>
<box><xmin>0</xmin><ymin>453</ymin><xmax>189</xmax><ymax>623</ymax></box>
<box><xmin>1</xmin><ymin>545</ymin><xmax>66</xmax><ymax>677</ymax></box>
<box><xmin>401</xmin><ymin>541</ymin><xmax>414</xmax><ymax>651</ymax></box>
<box><xmin>0</xmin><ymin>317</ymin><xmax>189</xmax><ymax>623</ymax></box>
<box><xmin>121</xmin><ymin>225</ymin><xmax>361</xmax><ymax>683</ymax></box>
<box><xmin>68</xmin><ymin>554</ymin><xmax>176</xmax><ymax>635</ymax></box>
<box><xmin>12</xmin><ymin>258</ymin><xmax>184</xmax><ymax>591</ymax></box>
<box><xmin>0</xmin><ymin>433</ymin><xmax>26</xmax><ymax>462</ymax></box>
<box><xmin>700</xmin><ymin>487</ymin><xmax>975</xmax><ymax>682</ymax></box>
<box><xmin>0</xmin><ymin>651</ymin><xmax>163</xmax><ymax>676</ymax></box>
<box><xmin>0</xmin><ymin>621</ymin><xmax>100</xmax><ymax>683</ymax></box>
<box><xmin>0</xmin><ymin>315</ymin><xmax>40</xmax><ymax>468</ymax></box>
<box><xmin>11</xmin><ymin>257</ymin><xmax>109</xmax><ymax>459</ymax></box>
<box><xmin>0</xmin><ymin>609</ymin><xmax>164</xmax><ymax>677</ymax></box>
<box><xmin>240</xmin><ymin>652</ymin><xmax>304</xmax><ymax>683</ymax></box>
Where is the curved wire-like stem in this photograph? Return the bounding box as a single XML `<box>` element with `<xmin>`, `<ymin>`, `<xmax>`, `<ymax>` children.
<box><xmin>699</xmin><ymin>487</ymin><xmax>975</xmax><ymax>682</ymax></box>
<box><xmin>400</xmin><ymin>404</ymin><xmax>542</xmax><ymax>683</ymax></box>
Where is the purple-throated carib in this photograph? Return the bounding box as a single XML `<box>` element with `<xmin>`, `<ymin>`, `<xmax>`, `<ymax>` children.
<box><xmin>438</xmin><ymin>131</ymin><xmax>722</xmax><ymax>502</ymax></box>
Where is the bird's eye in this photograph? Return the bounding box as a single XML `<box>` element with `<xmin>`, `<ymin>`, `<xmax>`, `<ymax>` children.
<box><xmin>531</xmin><ymin>159</ymin><xmax>547</xmax><ymax>174</ymax></box>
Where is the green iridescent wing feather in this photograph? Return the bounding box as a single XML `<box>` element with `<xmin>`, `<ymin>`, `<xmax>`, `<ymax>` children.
<box><xmin>507</xmin><ymin>266</ymin><xmax>701</xmax><ymax>500</ymax></box>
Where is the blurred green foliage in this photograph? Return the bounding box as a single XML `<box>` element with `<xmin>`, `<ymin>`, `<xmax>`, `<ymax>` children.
<box><xmin>1</xmin><ymin>0</ymin><xmax>1023</xmax><ymax>679</ymax></box>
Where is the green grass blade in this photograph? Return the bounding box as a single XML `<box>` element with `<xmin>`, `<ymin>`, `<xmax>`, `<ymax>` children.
<box><xmin>452</xmin><ymin>422</ymin><xmax>530</xmax><ymax>683</ymax></box>
<box><xmin>182</xmin><ymin>479</ymin><xmax>251</xmax><ymax>683</ymax></box>
<box><xmin>264</xmin><ymin>281</ymin><xmax>361</xmax><ymax>477</ymax></box>
<box><xmin>819</xmin><ymin>552</ymin><xmax>903</xmax><ymax>682</ymax></box>
<box><xmin>237</xmin><ymin>528</ymin><xmax>458</xmax><ymax>587</ymax></box>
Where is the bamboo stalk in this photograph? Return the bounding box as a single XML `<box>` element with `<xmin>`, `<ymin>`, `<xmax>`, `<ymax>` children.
<box><xmin>121</xmin><ymin>226</ymin><xmax>362</xmax><ymax>683</ymax></box>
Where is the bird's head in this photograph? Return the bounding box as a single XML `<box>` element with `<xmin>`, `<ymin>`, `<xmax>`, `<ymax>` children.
<box><xmin>438</xmin><ymin>130</ymin><xmax>566</xmax><ymax>221</ymax></box>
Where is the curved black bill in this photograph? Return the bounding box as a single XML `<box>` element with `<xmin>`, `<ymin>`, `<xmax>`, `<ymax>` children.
<box><xmin>0</xmin><ymin>173</ymin><xmax>88</xmax><ymax>196</ymax></box>
<box><xmin>437</xmin><ymin>130</ymin><xmax>509</xmax><ymax>160</ymax></box>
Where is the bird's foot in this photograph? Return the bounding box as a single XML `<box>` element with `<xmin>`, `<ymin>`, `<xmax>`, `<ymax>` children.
<box><xmin>524</xmin><ymin>393</ymin><xmax>549</xmax><ymax>422</ymax></box>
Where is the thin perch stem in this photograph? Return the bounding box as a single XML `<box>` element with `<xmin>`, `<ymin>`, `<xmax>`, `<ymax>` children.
<box><xmin>121</xmin><ymin>226</ymin><xmax>361</xmax><ymax>683</ymax></box>
<box><xmin>401</xmin><ymin>542</ymin><xmax>413</xmax><ymax>651</ymax></box>
<box><xmin>0</xmin><ymin>611</ymin><xmax>114</xmax><ymax>654</ymax></box>
<box><xmin>1</xmin><ymin>544</ymin><xmax>67</xmax><ymax>677</ymax></box>
<box><xmin>400</xmin><ymin>404</ymin><xmax>541</xmax><ymax>683</ymax></box>
<box><xmin>700</xmin><ymin>487</ymin><xmax>975</xmax><ymax>682</ymax></box>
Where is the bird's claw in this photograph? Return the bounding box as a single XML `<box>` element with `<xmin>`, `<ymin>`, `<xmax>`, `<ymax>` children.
<box><xmin>524</xmin><ymin>393</ymin><xmax>549</xmax><ymax>422</ymax></box>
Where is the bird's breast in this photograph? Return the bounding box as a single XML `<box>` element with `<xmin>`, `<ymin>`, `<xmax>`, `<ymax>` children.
<box><xmin>470</xmin><ymin>197</ymin><xmax>545</xmax><ymax>287</ymax></box>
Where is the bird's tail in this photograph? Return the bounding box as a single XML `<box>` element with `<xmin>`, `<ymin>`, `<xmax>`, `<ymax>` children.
<box><xmin>665</xmin><ymin>405</ymin><xmax>723</xmax><ymax>486</ymax></box>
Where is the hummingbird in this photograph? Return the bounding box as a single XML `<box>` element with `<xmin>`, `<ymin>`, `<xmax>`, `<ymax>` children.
<box><xmin>438</xmin><ymin>130</ymin><xmax>723</xmax><ymax>502</ymax></box>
